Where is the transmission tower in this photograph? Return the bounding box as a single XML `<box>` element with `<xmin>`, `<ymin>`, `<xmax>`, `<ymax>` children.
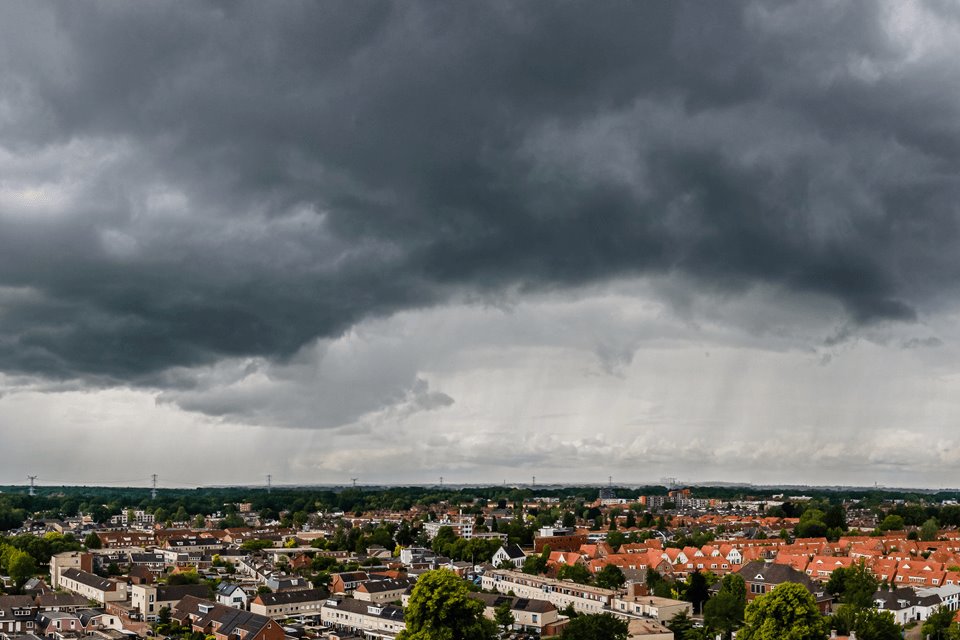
<box><xmin>351</xmin><ymin>478</ymin><xmax>358</xmax><ymax>488</ymax></box>
<box><xmin>267</xmin><ymin>474</ymin><xmax>272</xmax><ymax>494</ymax></box>
<box><xmin>151</xmin><ymin>474</ymin><xmax>158</xmax><ymax>500</ymax></box>
<box><xmin>27</xmin><ymin>475</ymin><xmax>37</xmax><ymax>497</ymax></box>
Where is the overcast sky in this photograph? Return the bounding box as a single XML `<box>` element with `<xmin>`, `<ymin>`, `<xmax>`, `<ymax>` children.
<box><xmin>3</xmin><ymin>1</ymin><xmax>960</xmax><ymax>489</ymax></box>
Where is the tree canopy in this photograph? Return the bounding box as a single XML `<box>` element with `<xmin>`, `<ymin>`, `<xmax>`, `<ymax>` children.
<box><xmin>560</xmin><ymin>613</ymin><xmax>628</xmax><ymax>640</ymax></box>
<box><xmin>738</xmin><ymin>583</ymin><xmax>828</xmax><ymax>640</ymax></box>
<box><xmin>397</xmin><ymin>569</ymin><xmax>496</xmax><ymax>640</ymax></box>
<box><xmin>704</xmin><ymin>573</ymin><xmax>745</xmax><ymax>639</ymax></box>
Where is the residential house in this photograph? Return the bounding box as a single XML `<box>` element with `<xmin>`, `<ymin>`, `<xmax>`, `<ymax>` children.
<box><xmin>172</xmin><ymin>596</ymin><xmax>284</xmax><ymax>640</ymax></box>
<box><xmin>320</xmin><ymin>597</ymin><xmax>405</xmax><ymax>638</ymax></box>
<box><xmin>737</xmin><ymin>561</ymin><xmax>833</xmax><ymax>612</ymax></box>
<box><xmin>131</xmin><ymin>583</ymin><xmax>211</xmax><ymax>622</ymax></box>
<box><xmin>481</xmin><ymin>569</ymin><xmax>616</xmax><ymax>615</ymax></box>
<box><xmin>491</xmin><ymin>545</ymin><xmax>526</xmax><ymax>569</ymax></box>
<box><xmin>354</xmin><ymin>578</ymin><xmax>414</xmax><ymax>604</ymax></box>
<box><xmin>249</xmin><ymin>589</ymin><xmax>326</xmax><ymax>619</ymax></box>
<box><xmin>215</xmin><ymin>583</ymin><xmax>250</xmax><ymax>610</ymax></box>
<box><xmin>48</xmin><ymin>553</ymin><xmax>93</xmax><ymax>590</ymax></box>
<box><xmin>0</xmin><ymin>595</ymin><xmax>38</xmax><ymax>635</ymax></box>
<box><xmin>57</xmin><ymin>569</ymin><xmax>127</xmax><ymax>605</ymax></box>
<box><xmin>874</xmin><ymin>587</ymin><xmax>943</xmax><ymax>625</ymax></box>
<box><xmin>470</xmin><ymin>593</ymin><xmax>558</xmax><ymax>633</ymax></box>
<box><xmin>611</xmin><ymin>592</ymin><xmax>692</xmax><ymax>622</ymax></box>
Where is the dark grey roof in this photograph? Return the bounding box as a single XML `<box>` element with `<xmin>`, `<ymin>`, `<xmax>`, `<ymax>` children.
<box><xmin>874</xmin><ymin>587</ymin><xmax>942</xmax><ymax>610</ymax></box>
<box><xmin>470</xmin><ymin>593</ymin><xmax>556</xmax><ymax>613</ymax></box>
<box><xmin>174</xmin><ymin>596</ymin><xmax>275</xmax><ymax>637</ymax></box>
<box><xmin>61</xmin><ymin>568</ymin><xmax>118</xmax><ymax>592</ymax></box>
<box><xmin>216</xmin><ymin>582</ymin><xmax>245</xmax><ymax>596</ymax></box>
<box><xmin>321</xmin><ymin>598</ymin><xmax>404</xmax><ymax>622</ymax></box>
<box><xmin>256</xmin><ymin>589</ymin><xmax>325</xmax><ymax>606</ymax></box>
<box><xmin>500</xmin><ymin>544</ymin><xmax>526</xmax><ymax>560</ymax></box>
<box><xmin>36</xmin><ymin>593</ymin><xmax>89</xmax><ymax>609</ymax></box>
<box><xmin>359</xmin><ymin>578</ymin><xmax>414</xmax><ymax>593</ymax></box>
<box><xmin>156</xmin><ymin>584</ymin><xmax>210</xmax><ymax>603</ymax></box>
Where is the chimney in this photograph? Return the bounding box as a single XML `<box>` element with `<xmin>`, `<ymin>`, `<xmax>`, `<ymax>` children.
<box><xmin>830</xmin><ymin>632</ymin><xmax>837</xmax><ymax>639</ymax></box>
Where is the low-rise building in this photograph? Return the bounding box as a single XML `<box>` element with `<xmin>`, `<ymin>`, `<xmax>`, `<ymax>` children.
<box><xmin>320</xmin><ymin>597</ymin><xmax>405</xmax><ymax>638</ymax></box>
<box><xmin>611</xmin><ymin>593</ymin><xmax>692</xmax><ymax>622</ymax></box>
<box><xmin>491</xmin><ymin>545</ymin><xmax>526</xmax><ymax>569</ymax></box>
<box><xmin>354</xmin><ymin>578</ymin><xmax>414</xmax><ymax>605</ymax></box>
<box><xmin>172</xmin><ymin>596</ymin><xmax>285</xmax><ymax>640</ymax></box>
<box><xmin>470</xmin><ymin>593</ymin><xmax>558</xmax><ymax>633</ymax></box>
<box><xmin>481</xmin><ymin>569</ymin><xmax>616</xmax><ymax>615</ymax></box>
<box><xmin>249</xmin><ymin>589</ymin><xmax>326</xmax><ymax>619</ymax></box>
<box><xmin>57</xmin><ymin>569</ymin><xmax>127</xmax><ymax>605</ymax></box>
<box><xmin>131</xmin><ymin>583</ymin><xmax>211</xmax><ymax>622</ymax></box>
<box><xmin>216</xmin><ymin>583</ymin><xmax>250</xmax><ymax>610</ymax></box>
<box><xmin>0</xmin><ymin>595</ymin><xmax>39</xmax><ymax>635</ymax></box>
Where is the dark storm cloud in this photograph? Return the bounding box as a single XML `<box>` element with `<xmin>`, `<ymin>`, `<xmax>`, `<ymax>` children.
<box><xmin>0</xmin><ymin>0</ymin><xmax>958</xmax><ymax>380</ymax></box>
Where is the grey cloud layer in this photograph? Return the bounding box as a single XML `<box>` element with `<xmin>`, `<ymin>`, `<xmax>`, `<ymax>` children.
<box><xmin>1</xmin><ymin>1</ymin><xmax>959</xmax><ymax>381</ymax></box>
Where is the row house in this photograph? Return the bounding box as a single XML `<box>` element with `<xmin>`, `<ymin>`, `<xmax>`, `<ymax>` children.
<box><xmin>249</xmin><ymin>589</ymin><xmax>326</xmax><ymax>619</ymax></box>
<box><xmin>172</xmin><ymin>596</ymin><xmax>284</xmax><ymax>640</ymax></box>
<box><xmin>163</xmin><ymin>535</ymin><xmax>224</xmax><ymax>554</ymax></box>
<box><xmin>470</xmin><ymin>593</ymin><xmax>560</xmax><ymax>634</ymax></box>
<box><xmin>481</xmin><ymin>569</ymin><xmax>616</xmax><ymax>615</ymax></box>
<box><xmin>354</xmin><ymin>578</ymin><xmax>416</xmax><ymax>604</ymax></box>
<box><xmin>805</xmin><ymin>556</ymin><xmax>856</xmax><ymax>579</ymax></box>
<box><xmin>97</xmin><ymin>531</ymin><xmax>155</xmax><ymax>548</ymax></box>
<box><xmin>320</xmin><ymin>598</ymin><xmax>405</xmax><ymax>639</ymax></box>
<box><xmin>57</xmin><ymin>569</ymin><xmax>127</xmax><ymax>605</ymax></box>
<box><xmin>0</xmin><ymin>595</ymin><xmax>38</xmax><ymax>635</ymax></box>
<box><xmin>49</xmin><ymin>553</ymin><xmax>93</xmax><ymax>590</ymax></box>
<box><xmin>131</xmin><ymin>584</ymin><xmax>211</xmax><ymax>622</ymax></box>
<box><xmin>611</xmin><ymin>592</ymin><xmax>692</xmax><ymax>622</ymax></box>
<box><xmin>873</xmin><ymin>587</ymin><xmax>943</xmax><ymax>625</ymax></box>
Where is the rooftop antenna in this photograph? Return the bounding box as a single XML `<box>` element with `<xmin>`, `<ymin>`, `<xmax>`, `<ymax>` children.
<box><xmin>151</xmin><ymin>474</ymin><xmax>158</xmax><ymax>500</ymax></box>
<box><xmin>27</xmin><ymin>475</ymin><xmax>37</xmax><ymax>497</ymax></box>
<box><xmin>267</xmin><ymin>474</ymin><xmax>272</xmax><ymax>494</ymax></box>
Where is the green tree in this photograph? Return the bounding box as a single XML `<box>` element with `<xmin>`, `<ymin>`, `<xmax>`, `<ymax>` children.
<box><xmin>397</xmin><ymin>569</ymin><xmax>496</xmax><ymax>640</ymax></box>
<box><xmin>560</xmin><ymin>613</ymin><xmax>628</xmax><ymax>640</ymax></box>
<box><xmin>667</xmin><ymin>610</ymin><xmax>696</xmax><ymax>640</ymax></box>
<box><xmin>557</xmin><ymin>563</ymin><xmax>592</xmax><ymax>585</ymax></box>
<box><xmin>738</xmin><ymin>583</ymin><xmax>828</xmax><ymax>640</ymax></box>
<box><xmin>493</xmin><ymin>601</ymin><xmax>514</xmax><ymax>632</ymax></box>
<box><xmin>685</xmin><ymin>571</ymin><xmax>709</xmax><ymax>615</ymax></box>
<box><xmin>840</xmin><ymin>561</ymin><xmax>878</xmax><ymax>609</ymax></box>
<box><xmin>167</xmin><ymin>570</ymin><xmax>201</xmax><ymax>585</ymax></box>
<box><xmin>240</xmin><ymin>539</ymin><xmax>274</xmax><ymax>552</ymax></box>
<box><xmin>7</xmin><ymin>548</ymin><xmax>37</xmax><ymax>585</ymax></box>
<box><xmin>920</xmin><ymin>517</ymin><xmax>940</xmax><ymax>542</ymax></box>
<box><xmin>922</xmin><ymin>606</ymin><xmax>955</xmax><ymax>640</ymax></box>
<box><xmin>824</xmin><ymin>504</ymin><xmax>847</xmax><ymax>531</ymax></box>
<box><xmin>83</xmin><ymin>532</ymin><xmax>102</xmax><ymax>549</ymax></box>
<box><xmin>831</xmin><ymin>604</ymin><xmax>900</xmax><ymax>640</ymax></box>
<box><xmin>878</xmin><ymin>515</ymin><xmax>905</xmax><ymax>532</ymax></box>
<box><xmin>606</xmin><ymin>530</ymin><xmax>626</xmax><ymax>550</ymax></box>
<box><xmin>595</xmin><ymin>564</ymin><xmax>626</xmax><ymax>590</ymax></box>
<box><xmin>704</xmin><ymin>573</ymin><xmax>746</xmax><ymax>639</ymax></box>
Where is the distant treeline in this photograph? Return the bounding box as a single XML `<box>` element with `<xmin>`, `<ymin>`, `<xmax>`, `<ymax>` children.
<box><xmin>0</xmin><ymin>483</ymin><xmax>958</xmax><ymax>533</ymax></box>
